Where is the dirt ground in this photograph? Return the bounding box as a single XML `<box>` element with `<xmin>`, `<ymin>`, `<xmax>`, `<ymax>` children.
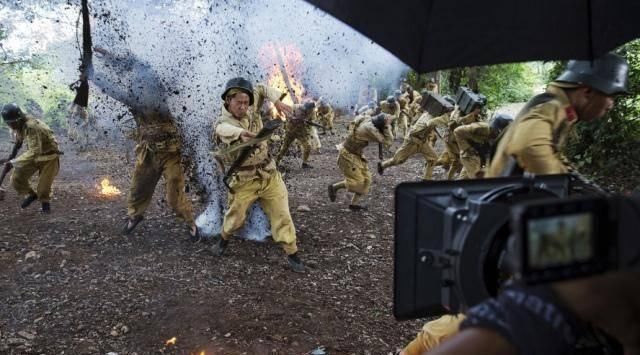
<box><xmin>0</xmin><ymin>116</ymin><xmax>452</xmax><ymax>355</ymax></box>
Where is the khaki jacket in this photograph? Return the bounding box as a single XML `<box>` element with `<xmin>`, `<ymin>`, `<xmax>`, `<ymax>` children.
<box><xmin>286</xmin><ymin>104</ymin><xmax>316</xmax><ymax>136</ymax></box>
<box><xmin>408</xmin><ymin>112</ymin><xmax>449</xmax><ymax>143</ymax></box>
<box><xmin>343</xmin><ymin>116</ymin><xmax>393</xmax><ymax>156</ymax></box>
<box><xmin>215</xmin><ymin>83</ymin><xmax>283</xmax><ymax>178</ymax></box>
<box><xmin>317</xmin><ymin>104</ymin><xmax>333</xmax><ymax>118</ymax></box>
<box><xmin>487</xmin><ymin>85</ymin><xmax>577</xmax><ymax>177</ymax></box>
<box><xmin>379</xmin><ymin>100</ymin><xmax>400</xmax><ymax>118</ymax></box>
<box><xmin>11</xmin><ymin>116</ymin><xmax>60</xmax><ymax>167</ymax></box>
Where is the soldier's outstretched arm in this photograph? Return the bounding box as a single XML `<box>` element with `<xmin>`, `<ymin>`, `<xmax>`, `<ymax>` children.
<box><xmin>215</xmin><ymin>122</ymin><xmax>245</xmax><ymax>144</ymax></box>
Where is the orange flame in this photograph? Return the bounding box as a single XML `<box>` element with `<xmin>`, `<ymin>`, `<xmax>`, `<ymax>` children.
<box><xmin>258</xmin><ymin>42</ymin><xmax>306</xmax><ymax>107</ymax></box>
<box><xmin>165</xmin><ymin>336</ymin><xmax>177</xmax><ymax>346</ymax></box>
<box><xmin>99</xmin><ymin>178</ymin><xmax>121</xmax><ymax>197</ymax></box>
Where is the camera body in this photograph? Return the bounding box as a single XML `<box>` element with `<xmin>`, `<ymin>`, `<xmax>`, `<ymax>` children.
<box><xmin>512</xmin><ymin>194</ymin><xmax>640</xmax><ymax>284</ymax></box>
<box><xmin>394</xmin><ymin>174</ymin><xmax>639</xmax><ymax>321</ymax></box>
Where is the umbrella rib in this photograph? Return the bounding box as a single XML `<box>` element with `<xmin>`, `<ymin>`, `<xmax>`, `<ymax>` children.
<box><xmin>587</xmin><ymin>0</ymin><xmax>594</xmax><ymax>61</ymax></box>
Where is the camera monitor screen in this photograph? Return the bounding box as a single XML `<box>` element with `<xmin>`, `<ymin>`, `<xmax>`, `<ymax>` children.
<box><xmin>526</xmin><ymin>212</ymin><xmax>594</xmax><ymax>269</ymax></box>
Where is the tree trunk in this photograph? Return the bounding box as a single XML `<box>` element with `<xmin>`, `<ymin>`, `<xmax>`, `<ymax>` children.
<box><xmin>467</xmin><ymin>67</ymin><xmax>479</xmax><ymax>92</ymax></box>
<box><xmin>448</xmin><ymin>68</ymin><xmax>464</xmax><ymax>93</ymax></box>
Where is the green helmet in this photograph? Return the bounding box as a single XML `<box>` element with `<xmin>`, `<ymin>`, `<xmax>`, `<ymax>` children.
<box><xmin>555</xmin><ymin>52</ymin><xmax>629</xmax><ymax>95</ymax></box>
<box><xmin>490</xmin><ymin>114</ymin><xmax>513</xmax><ymax>133</ymax></box>
<box><xmin>221</xmin><ymin>77</ymin><xmax>255</xmax><ymax>105</ymax></box>
<box><xmin>1</xmin><ymin>103</ymin><xmax>25</xmax><ymax>123</ymax></box>
<box><xmin>303</xmin><ymin>101</ymin><xmax>316</xmax><ymax>111</ymax></box>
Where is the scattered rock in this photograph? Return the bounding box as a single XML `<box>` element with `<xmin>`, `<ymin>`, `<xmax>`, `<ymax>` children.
<box><xmin>6</xmin><ymin>338</ymin><xmax>27</xmax><ymax>346</ymax></box>
<box><xmin>17</xmin><ymin>331</ymin><xmax>35</xmax><ymax>340</ymax></box>
<box><xmin>24</xmin><ymin>251</ymin><xmax>39</xmax><ymax>261</ymax></box>
<box><xmin>297</xmin><ymin>205</ymin><xmax>311</xmax><ymax>212</ymax></box>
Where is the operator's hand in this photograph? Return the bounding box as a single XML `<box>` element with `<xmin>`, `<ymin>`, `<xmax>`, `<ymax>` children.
<box><xmin>240</xmin><ymin>130</ymin><xmax>256</xmax><ymax>142</ymax></box>
<box><xmin>274</xmin><ymin>101</ymin><xmax>292</xmax><ymax>116</ymax></box>
<box><xmin>553</xmin><ymin>271</ymin><xmax>640</xmax><ymax>355</ymax></box>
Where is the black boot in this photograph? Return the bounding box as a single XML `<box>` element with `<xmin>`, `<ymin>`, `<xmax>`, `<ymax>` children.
<box><xmin>377</xmin><ymin>162</ymin><xmax>384</xmax><ymax>175</ymax></box>
<box><xmin>211</xmin><ymin>237</ymin><xmax>229</xmax><ymax>256</ymax></box>
<box><xmin>20</xmin><ymin>194</ymin><xmax>38</xmax><ymax>209</ymax></box>
<box><xmin>122</xmin><ymin>215</ymin><xmax>144</xmax><ymax>235</ymax></box>
<box><xmin>287</xmin><ymin>253</ymin><xmax>305</xmax><ymax>273</ymax></box>
<box><xmin>41</xmin><ymin>202</ymin><xmax>51</xmax><ymax>214</ymax></box>
<box><xmin>302</xmin><ymin>162</ymin><xmax>313</xmax><ymax>169</ymax></box>
<box><xmin>348</xmin><ymin>204</ymin><xmax>368</xmax><ymax>211</ymax></box>
<box><xmin>328</xmin><ymin>184</ymin><xmax>337</xmax><ymax>202</ymax></box>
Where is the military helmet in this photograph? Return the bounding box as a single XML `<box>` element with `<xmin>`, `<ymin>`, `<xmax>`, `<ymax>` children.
<box><xmin>303</xmin><ymin>101</ymin><xmax>316</xmax><ymax>111</ymax></box>
<box><xmin>477</xmin><ymin>94</ymin><xmax>488</xmax><ymax>107</ymax></box>
<box><xmin>386</xmin><ymin>95</ymin><xmax>396</xmax><ymax>104</ymax></box>
<box><xmin>317</xmin><ymin>96</ymin><xmax>326</xmax><ymax>106</ymax></box>
<box><xmin>1</xmin><ymin>103</ymin><xmax>25</xmax><ymax>123</ymax></box>
<box><xmin>371</xmin><ymin>113</ymin><xmax>387</xmax><ymax>131</ymax></box>
<box><xmin>555</xmin><ymin>52</ymin><xmax>629</xmax><ymax>95</ymax></box>
<box><xmin>368</xmin><ymin>100</ymin><xmax>376</xmax><ymax>109</ymax></box>
<box><xmin>221</xmin><ymin>77</ymin><xmax>255</xmax><ymax>105</ymax></box>
<box><xmin>490</xmin><ymin>114</ymin><xmax>513</xmax><ymax>132</ymax></box>
<box><xmin>393</xmin><ymin>89</ymin><xmax>402</xmax><ymax>98</ymax></box>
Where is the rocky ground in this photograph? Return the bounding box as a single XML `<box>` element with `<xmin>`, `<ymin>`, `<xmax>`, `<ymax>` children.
<box><xmin>0</xmin><ymin>116</ymin><xmax>450</xmax><ymax>355</ymax></box>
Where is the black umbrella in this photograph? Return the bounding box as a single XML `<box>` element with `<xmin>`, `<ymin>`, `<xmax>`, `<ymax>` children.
<box><xmin>305</xmin><ymin>0</ymin><xmax>640</xmax><ymax>72</ymax></box>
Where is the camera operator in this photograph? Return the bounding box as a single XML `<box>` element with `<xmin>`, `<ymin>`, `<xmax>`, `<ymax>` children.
<box><xmin>427</xmin><ymin>271</ymin><xmax>640</xmax><ymax>355</ymax></box>
<box><xmin>487</xmin><ymin>53</ymin><xmax>629</xmax><ymax>177</ymax></box>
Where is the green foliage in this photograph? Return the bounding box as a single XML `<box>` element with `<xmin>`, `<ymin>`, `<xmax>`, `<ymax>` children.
<box><xmin>564</xmin><ymin>40</ymin><xmax>640</xmax><ymax>191</ymax></box>
<box><xmin>477</xmin><ymin>63</ymin><xmax>537</xmax><ymax>109</ymax></box>
<box><xmin>1</xmin><ymin>57</ymin><xmax>73</xmax><ymax>131</ymax></box>
<box><xmin>411</xmin><ymin>63</ymin><xmax>543</xmax><ymax>110</ymax></box>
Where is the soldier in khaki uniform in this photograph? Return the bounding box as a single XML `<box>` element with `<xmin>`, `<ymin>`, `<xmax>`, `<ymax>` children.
<box><xmin>425</xmin><ymin>78</ymin><xmax>439</xmax><ymax>95</ymax></box>
<box><xmin>1</xmin><ymin>104</ymin><xmax>61</xmax><ymax>213</ymax></box>
<box><xmin>327</xmin><ymin>113</ymin><xmax>393</xmax><ymax>210</ymax></box>
<box><xmin>380</xmin><ymin>96</ymin><xmax>401</xmax><ymax>137</ymax></box>
<box><xmin>377</xmin><ymin>107</ymin><xmax>455</xmax><ymax>179</ymax></box>
<box><xmin>408</xmin><ymin>89</ymin><xmax>423</xmax><ymax>125</ymax></box>
<box><xmin>275</xmin><ymin>101</ymin><xmax>316</xmax><ymax>168</ymax></box>
<box><xmin>356</xmin><ymin>100</ymin><xmax>377</xmax><ymax>117</ymax></box>
<box><xmin>487</xmin><ymin>53</ymin><xmax>629</xmax><ymax>177</ymax></box>
<box><xmin>316</xmin><ymin>97</ymin><xmax>335</xmax><ymax>135</ymax></box>
<box><xmin>395</xmin><ymin>90</ymin><xmax>411</xmax><ymax>140</ymax></box>
<box><xmin>453</xmin><ymin>114</ymin><xmax>513</xmax><ymax>179</ymax></box>
<box><xmin>442</xmin><ymin>103</ymin><xmax>484</xmax><ymax>179</ymax></box>
<box><xmin>211</xmin><ymin>77</ymin><xmax>304</xmax><ymax>273</ymax></box>
<box><xmin>90</xmin><ymin>47</ymin><xmax>197</xmax><ymax>238</ymax></box>
<box><xmin>400</xmin><ymin>314</ymin><xmax>466</xmax><ymax>355</ymax></box>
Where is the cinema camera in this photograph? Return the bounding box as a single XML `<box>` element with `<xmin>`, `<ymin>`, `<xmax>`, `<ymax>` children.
<box><xmin>393</xmin><ymin>174</ymin><xmax>640</xmax><ymax>321</ymax></box>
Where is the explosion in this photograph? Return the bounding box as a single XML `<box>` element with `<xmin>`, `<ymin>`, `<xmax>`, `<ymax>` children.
<box><xmin>99</xmin><ymin>178</ymin><xmax>121</xmax><ymax>197</ymax></box>
<box><xmin>259</xmin><ymin>42</ymin><xmax>307</xmax><ymax>108</ymax></box>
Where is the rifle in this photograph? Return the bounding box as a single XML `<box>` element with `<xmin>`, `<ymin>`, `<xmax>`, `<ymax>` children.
<box><xmin>0</xmin><ymin>140</ymin><xmax>23</xmax><ymax>200</ymax></box>
<box><xmin>303</xmin><ymin>119</ymin><xmax>327</xmax><ymax>130</ymax></box>
<box><xmin>468</xmin><ymin>141</ymin><xmax>491</xmax><ymax>166</ymax></box>
<box><xmin>218</xmin><ymin>120</ymin><xmax>282</xmax><ymax>193</ymax></box>
<box><xmin>378</xmin><ymin>143</ymin><xmax>384</xmax><ymax>160</ymax></box>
